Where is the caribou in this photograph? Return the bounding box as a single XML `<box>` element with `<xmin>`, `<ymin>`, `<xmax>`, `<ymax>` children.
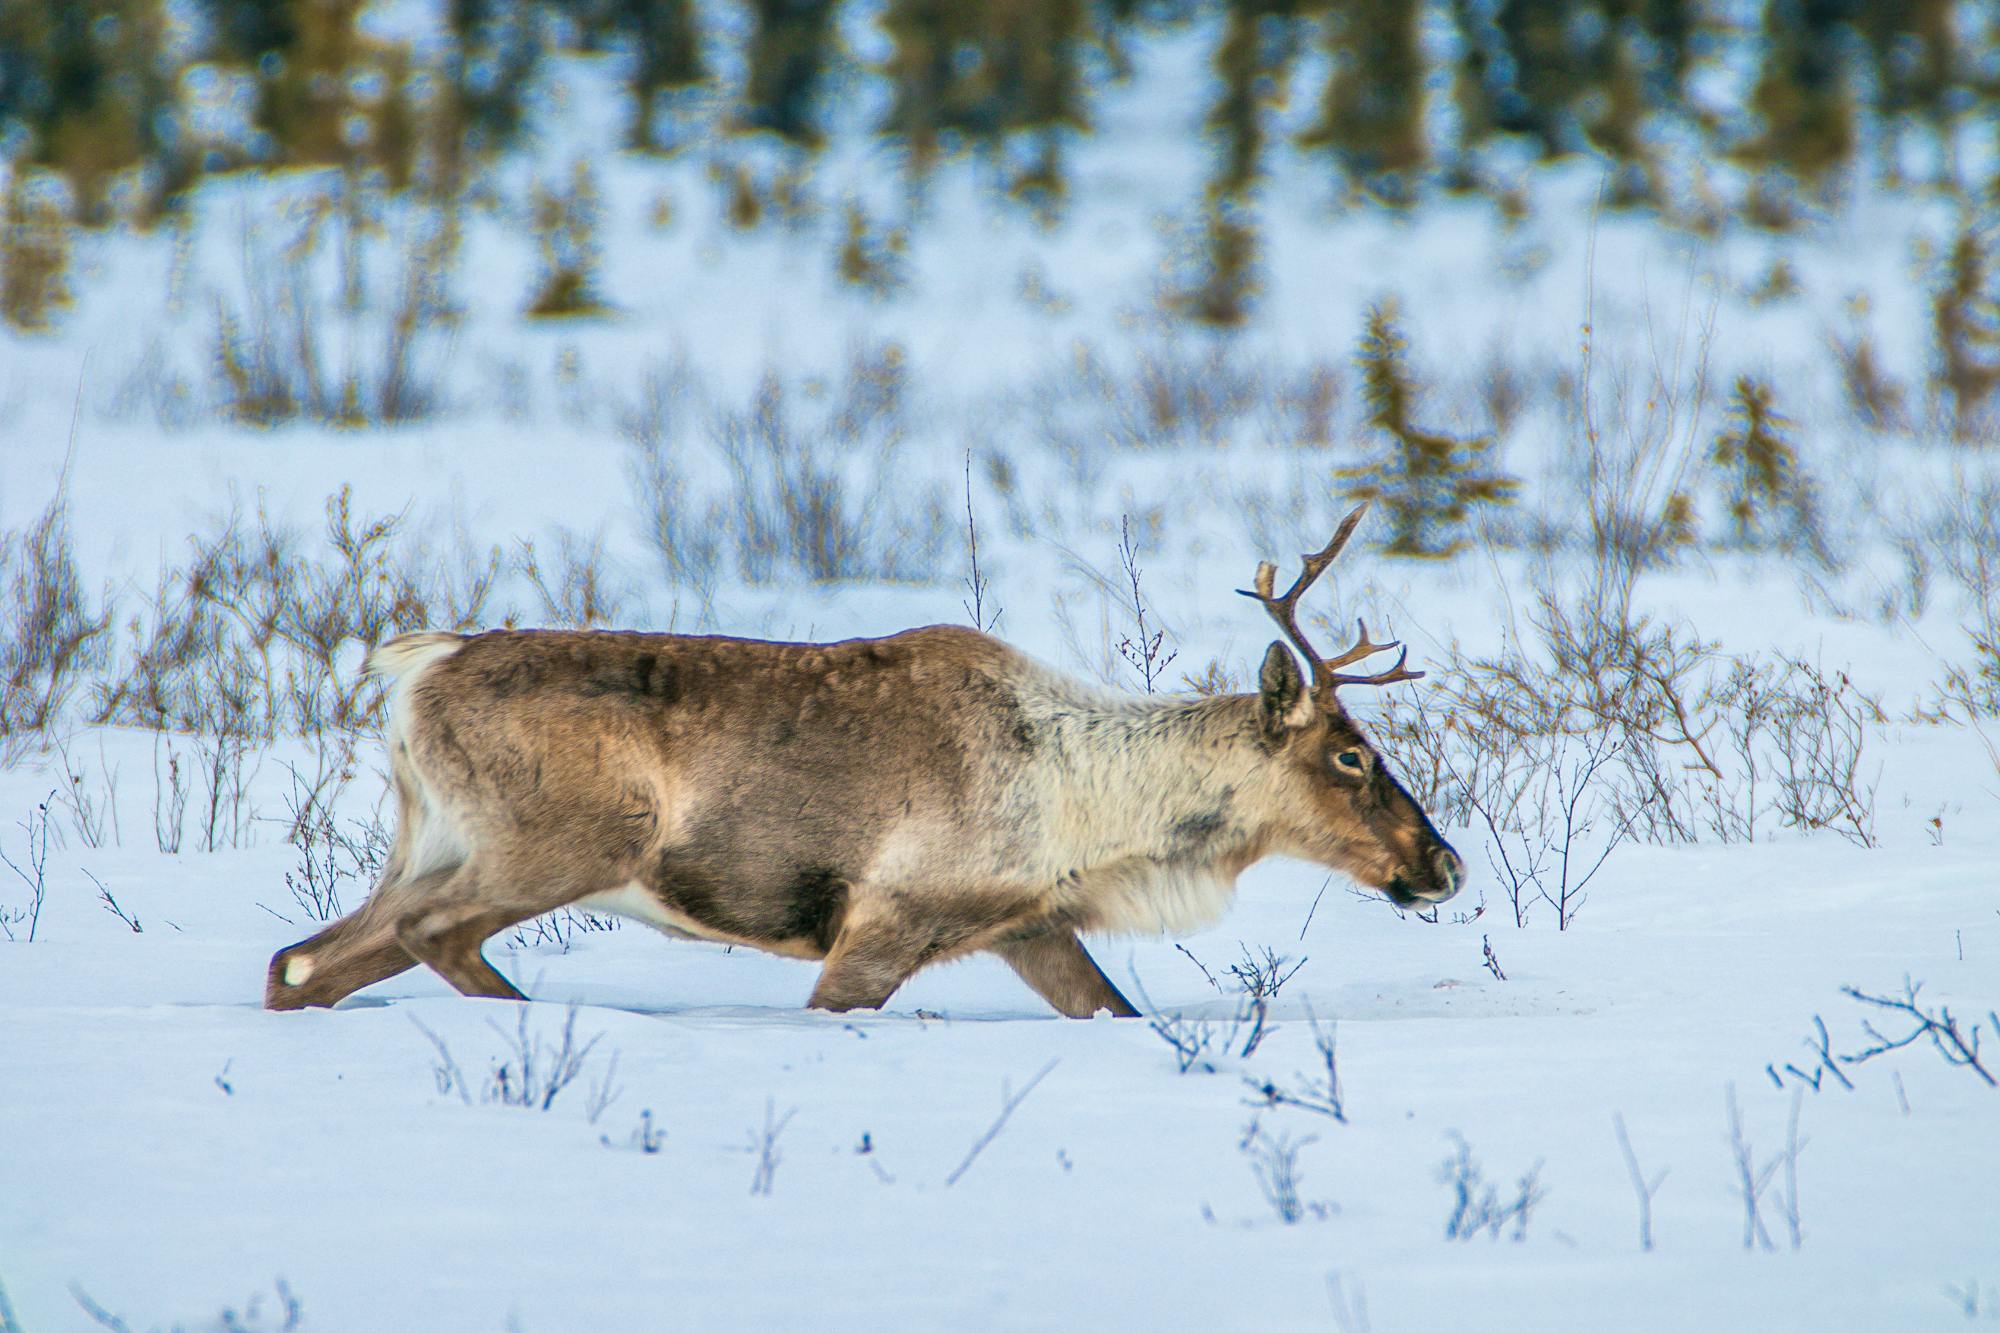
<box><xmin>265</xmin><ymin>506</ymin><xmax>1463</xmax><ymax>1018</ymax></box>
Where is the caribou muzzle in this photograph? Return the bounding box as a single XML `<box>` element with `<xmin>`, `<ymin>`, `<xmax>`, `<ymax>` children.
<box><xmin>1385</xmin><ymin>844</ymin><xmax>1466</xmax><ymax>908</ymax></box>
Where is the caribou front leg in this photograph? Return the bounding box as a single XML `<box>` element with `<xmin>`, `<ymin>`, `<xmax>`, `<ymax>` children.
<box><xmin>806</xmin><ymin>889</ymin><xmax>1024</xmax><ymax>1013</ymax></box>
<box><xmin>991</xmin><ymin>927</ymin><xmax>1140</xmax><ymax>1018</ymax></box>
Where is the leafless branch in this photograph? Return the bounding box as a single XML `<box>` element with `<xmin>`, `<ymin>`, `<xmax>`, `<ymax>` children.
<box><xmin>84</xmin><ymin>869</ymin><xmax>140</xmax><ymax>933</ymax></box>
<box><xmin>946</xmin><ymin>1058</ymin><xmax>1058</xmax><ymax>1186</ymax></box>
<box><xmin>1725</xmin><ymin>1084</ymin><xmax>1780</xmax><ymax>1252</ymax></box>
<box><xmin>1612</xmin><ymin>1112</ymin><xmax>1667</xmax><ymax>1252</ymax></box>
<box><xmin>749</xmin><ymin>1097</ymin><xmax>796</xmax><ymax>1196</ymax></box>
<box><xmin>1838</xmin><ymin>979</ymin><xmax>1995</xmax><ymax>1088</ymax></box>
<box><xmin>1243</xmin><ymin>1005</ymin><xmax>1345</xmax><ymax>1123</ymax></box>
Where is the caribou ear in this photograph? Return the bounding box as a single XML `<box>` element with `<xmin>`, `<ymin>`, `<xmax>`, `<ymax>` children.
<box><xmin>1258</xmin><ymin>642</ymin><xmax>1315</xmax><ymax>739</ymax></box>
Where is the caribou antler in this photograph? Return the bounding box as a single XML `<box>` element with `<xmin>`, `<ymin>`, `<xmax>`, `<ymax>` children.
<box><xmin>1237</xmin><ymin>504</ymin><xmax>1425</xmax><ymax>692</ymax></box>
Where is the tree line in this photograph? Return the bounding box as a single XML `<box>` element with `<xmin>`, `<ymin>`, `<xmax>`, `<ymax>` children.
<box><xmin>1</xmin><ymin>0</ymin><xmax>1994</xmax><ymax>228</ymax></box>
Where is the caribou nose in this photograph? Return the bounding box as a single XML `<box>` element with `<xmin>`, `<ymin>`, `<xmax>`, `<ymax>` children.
<box><xmin>1432</xmin><ymin>847</ymin><xmax>1466</xmax><ymax>901</ymax></box>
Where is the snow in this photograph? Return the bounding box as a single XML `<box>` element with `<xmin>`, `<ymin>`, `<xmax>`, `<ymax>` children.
<box><xmin>4</xmin><ymin>781</ymin><xmax>1997</xmax><ymax>1330</ymax></box>
<box><xmin>4</xmin><ymin>12</ymin><xmax>2000</xmax><ymax>1332</ymax></box>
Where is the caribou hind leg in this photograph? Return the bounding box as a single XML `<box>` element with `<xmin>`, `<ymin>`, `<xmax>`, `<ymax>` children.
<box><xmin>990</xmin><ymin>927</ymin><xmax>1140</xmax><ymax>1018</ymax></box>
<box><xmin>388</xmin><ymin>852</ymin><xmax>591</xmax><ymax>1002</ymax></box>
<box><xmin>265</xmin><ymin>908</ymin><xmax>418</xmax><ymax>1010</ymax></box>
<box><xmin>264</xmin><ymin>865</ymin><xmax>471</xmax><ymax>1010</ymax></box>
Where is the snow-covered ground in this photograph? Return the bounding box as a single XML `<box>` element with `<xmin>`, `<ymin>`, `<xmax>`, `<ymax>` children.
<box><xmin>3</xmin><ymin>733</ymin><xmax>1997</xmax><ymax>1331</ymax></box>
<box><xmin>5</xmin><ymin>16</ymin><xmax>2000</xmax><ymax>1332</ymax></box>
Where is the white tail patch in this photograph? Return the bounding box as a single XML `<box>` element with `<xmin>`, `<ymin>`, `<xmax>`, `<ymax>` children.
<box><xmin>367</xmin><ymin>631</ymin><xmax>464</xmax><ymax>683</ymax></box>
<box><xmin>282</xmin><ymin>955</ymin><xmax>316</xmax><ymax>986</ymax></box>
<box><xmin>371</xmin><ymin>631</ymin><xmax>472</xmax><ymax>881</ymax></box>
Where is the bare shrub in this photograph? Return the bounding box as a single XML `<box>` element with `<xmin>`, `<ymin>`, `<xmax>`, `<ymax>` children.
<box><xmin>1548</xmin><ymin>274</ymin><xmax>1715</xmax><ymax>587</ymax></box>
<box><xmin>1243</xmin><ymin>1006</ymin><xmax>1345</xmax><ymax>1123</ymax></box>
<box><xmin>1382</xmin><ymin>573</ymin><xmax>1882</xmax><ymax>871</ymax></box>
<box><xmin>515</xmin><ymin>530</ymin><xmax>627</xmax><ymax>628</ymax></box>
<box><xmin>944</xmin><ymin>1059</ymin><xmax>1058</xmax><ymax>1187</ymax></box>
<box><xmin>1242</xmin><ymin>1123</ymin><xmax>1325</xmax><ymax>1224</ymax></box>
<box><xmin>1474</xmin><ymin>726</ymin><xmax>1629</xmax><ymax>930</ymax></box>
<box><xmin>603</xmin><ymin>1107</ymin><xmax>666</xmax><ymax>1154</ymax></box>
<box><xmin>1326</xmin><ymin>1273</ymin><xmax>1371</xmax><ymax>1333</ymax></box>
<box><xmin>192</xmin><ymin>713</ymin><xmax>256</xmax><ymax>852</ymax></box>
<box><xmin>1437</xmin><ymin>1131</ymin><xmax>1544</xmax><ymax>1241</ymax></box>
<box><xmin>1149</xmin><ymin>1012</ymin><xmax>1217</xmax><ymax>1073</ymax></box>
<box><xmin>87</xmin><ymin>870</ymin><xmax>141</xmax><ymax>933</ymax></box>
<box><xmin>703</xmin><ymin>357</ymin><xmax>949</xmax><ymax>585</ymax></box>
<box><xmin>96</xmin><ymin>489</ymin><xmax>499</xmax><ymax>737</ymax></box>
<box><xmin>152</xmin><ymin>735</ymin><xmax>189</xmax><ymax>853</ymax></box>
<box><xmin>508</xmin><ymin>905</ymin><xmax>622</xmax><ymax>952</ymax></box>
<box><xmin>484</xmin><ymin>1006</ymin><xmax>605</xmax><ymax>1111</ymax></box>
<box><xmin>1113</xmin><ymin>516</ymin><xmax>1177</xmax><ymax>693</ymax></box>
<box><xmin>72</xmin><ymin>1279</ymin><xmax>303</xmax><ymax>1333</ymax></box>
<box><xmin>960</xmin><ymin>455</ymin><xmax>1001</xmax><ymax>632</ymax></box>
<box><xmin>1767</xmin><ymin>660</ymin><xmax>1879</xmax><ymax>847</ymax></box>
<box><xmin>414</xmin><ymin>1006</ymin><xmax>609</xmax><ymax>1112</ymax></box>
<box><xmin>1155</xmin><ymin>943</ymin><xmax>1299</xmax><ymax>1062</ymax></box>
<box><xmin>280</xmin><ymin>760</ymin><xmax>386</xmax><ymax>922</ymax></box>
<box><xmin>0</xmin><ymin>794</ymin><xmax>53</xmax><ymax>942</ymax></box>
<box><xmin>213</xmin><ymin>205</ymin><xmax>452</xmax><ymax>426</ymax></box>
<box><xmin>1028</xmin><ymin>333</ymin><xmax>1289</xmax><ymax>452</ymax></box>
<box><xmin>1726</xmin><ymin>1084</ymin><xmax>1806</xmax><ymax>1251</ymax></box>
<box><xmin>1612</xmin><ymin>1112</ymin><xmax>1667</xmax><ymax>1252</ymax></box>
<box><xmin>622</xmin><ymin>362</ymin><xmax>724</xmax><ymax>610</ymax></box>
<box><xmin>0</xmin><ymin>493</ymin><xmax>114</xmax><ymax>752</ymax></box>
<box><xmin>1922</xmin><ymin>473</ymin><xmax>2000</xmax><ymax>715</ymax></box>
<box><xmin>48</xmin><ymin>732</ymin><xmax>120</xmax><ymax>848</ymax></box>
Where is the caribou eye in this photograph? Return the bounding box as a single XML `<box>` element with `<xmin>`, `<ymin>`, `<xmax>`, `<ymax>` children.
<box><xmin>1335</xmin><ymin>749</ymin><xmax>1366</xmax><ymax>772</ymax></box>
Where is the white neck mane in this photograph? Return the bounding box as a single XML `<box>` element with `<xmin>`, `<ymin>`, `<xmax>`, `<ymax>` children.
<box><xmin>1011</xmin><ymin>669</ymin><xmax>1275</xmax><ymax>936</ymax></box>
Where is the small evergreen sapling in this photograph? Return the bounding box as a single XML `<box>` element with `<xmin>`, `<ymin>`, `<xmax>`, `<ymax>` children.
<box><xmin>1933</xmin><ymin>221</ymin><xmax>2000</xmax><ymax>440</ymax></box>
<box><xmin>525</xmin><ymin>163</ymin><xmax>610</xmax><ymax>319</ymax></box>
<box><xmin>1</xmin><ymin>172</ymin><xmax>71</xmax><ymax>333</ymax></box>
<box><xmin>1710</xmin><ymin>376</ymin><xmax>1799</xmax><ymax>548</ymax></box>
<box><xmin>1340</xmin><ymin>301</ymin><xmax>1515</xmax><ymax>557</ymax></box>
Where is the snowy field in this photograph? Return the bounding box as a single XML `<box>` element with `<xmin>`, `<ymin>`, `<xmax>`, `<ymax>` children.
<box><xmin>5</xmin><ymin>17</ymin><xmax>2000</xmax><ymax>1333</ymax></box>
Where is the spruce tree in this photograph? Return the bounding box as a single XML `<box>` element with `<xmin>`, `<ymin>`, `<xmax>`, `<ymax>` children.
<box><xmin>1</xmin><ymin>0</ymin><xmax>179</xmax><ymax>220</ymax></box>
<box><xmin>1737</xmin><ymin>0</ymin><xmax>1859</xmax><ymax>196</ymax></box>
<box><xmin>622</xmin><ymin>0</ymin><xmax>705</xmax><ymax>152</ymax></box>
<box><xmin>1444</xmin><ymin>0</ymin><xmax>1500</xmax><ymax>188</ymax></box>
<box><xmin>1181</xmin><ymin>0</ymin><xmax>1309</xmax><ymax>324</ymax></box>
<box><xmin>1855</xmin><ymin>0</ymin><xmax>1956</xmax><ymax>185</ymax></box>
<box><xmin>1933</xmin><ymin>222</ymin><xmax>2000</xmax><ymax>440</ymax></box>
<box><xmin>1492</xmin><ymin>0</ymin><xmax>1587</xmax><ymax>159</ymax></box>
<box><xmin>879</xmin><ymin>0</ymin><xmax>1087</xmax><ymax>205</ymax></box>
<box><xmin>740</xmin><ymin>0</ymin><xmax>838</xmax><ymax>149</ymax></box>
<box><xmin>881</xmin><ymin>0</ymin><xmax>966</xmax><ymax>173</ymax></box>
<box><xmin>1341</xmin><ymin>301</ymin><xmax>1516</xmax><ymax>557</ymax></box>
<box><xmin>414</xmin><ymin>0</ymin><xmax>543</xmax><ymax>195</ymax></box>
<box><xmin>1710</xmin><ymin>377</ymin><xmax>1800</xmax><ymax>547</ymax></box>
<box><xmin>1301</xmin><ymin>0</ymin><xmax>1427</xmax><ymax>204</ymax></box>
<box><xmin>1581</xmin><ymin>28</ymin><xmax>1657</xmax><ymax>207</ymax></box>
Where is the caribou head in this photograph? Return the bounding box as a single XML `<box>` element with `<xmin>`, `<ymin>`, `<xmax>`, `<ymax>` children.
<box><xmin>1242</xmin><ymin>506</ymin><xmax>1465</xmax><ymax>909</ymax></box>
